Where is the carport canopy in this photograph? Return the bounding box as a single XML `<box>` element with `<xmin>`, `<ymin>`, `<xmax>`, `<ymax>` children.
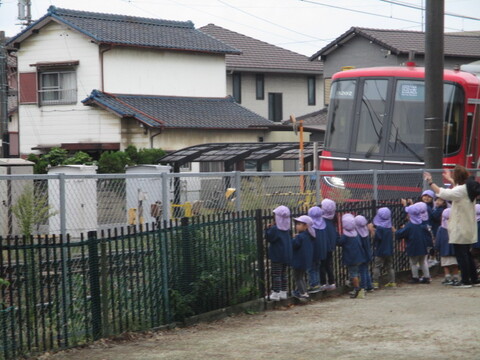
<box><xmin>158</xmin><ymin>142</ymin><xmax>322</xmax><ymax>172</ymax></box>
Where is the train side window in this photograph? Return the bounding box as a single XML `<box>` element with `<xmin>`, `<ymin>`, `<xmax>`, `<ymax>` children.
<box><xmin>355</xmin><ymin>79</ymin><xmax>388</xmax><ymax>154</ymax></box>
<box><xmin>443</xmin><ymin>84</ymin><xmax>463</xmax><ymax>155</ymax></box>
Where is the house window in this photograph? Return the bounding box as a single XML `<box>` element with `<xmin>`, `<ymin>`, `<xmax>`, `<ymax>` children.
<box><xmin>39</xmin><ymin>70</ymin><xmax>77</xmax><ymax>105</ymax></box>
<box><xmin>308</xmin><ymin>76</ymin><xmax>316</xmax><ymax>105</ymax></box>
<box><xmin>256</xmin><ymin>74</ymin><xmax>264</xmax><ymax>100</ymax></box>
<box><xmin>268</xmin><ymin>93</ymin><xmax>283</xmax><ymax>122</ymax></box>
<box><xmin>232</xmin><ymin>73</ymin><xmax>241</xmax><ymax>103</ymax></box>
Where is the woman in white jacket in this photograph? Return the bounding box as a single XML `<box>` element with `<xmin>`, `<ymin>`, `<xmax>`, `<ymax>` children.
<box><xmin>424</xmin><ymin>166</ymin><xmax>479</xmax><ymax>287</ymax></box>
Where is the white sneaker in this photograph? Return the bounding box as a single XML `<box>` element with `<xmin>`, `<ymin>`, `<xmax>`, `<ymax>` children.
<box><xmin>279</xmin><ymin>291</ymin><xmax>288</xmax><ymax>300</ymax></box>
<box><xmin>268</xmin><ymin>291</ymin><xmax>281</xmax><ymax>301</ymax></box>
<box><xmin>326</xmin><ymin>284</ymin><xmax>336</xmax><ymax>291</ymax></box>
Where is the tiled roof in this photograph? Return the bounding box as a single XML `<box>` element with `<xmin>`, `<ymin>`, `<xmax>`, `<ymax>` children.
<box><xmin>200</xmin><ymin>24</ymin><xmax>322</xmax><ymax>74</ymax></box>
<box><xmin>310</xmin><ymin>27</ymin><xmax>480</xmax><ymax>60</ymax></box>
<box><xmin>7</xmin><ymin>6</ymin><xmax>240</xmax><ymax>55</ymax></box>
<box><xmin>280</xmin><ymin>108</ymin><xmax>327</xmax><ymax>132</ymax></box>
<box><xmin>82</xmin><ymin>90</ymin><xmax>273</xmax><ymax>129</ymax></box>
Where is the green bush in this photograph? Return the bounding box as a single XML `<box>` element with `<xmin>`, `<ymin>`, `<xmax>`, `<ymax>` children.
<box><xmin>97</xmin><ymin>151</ymin><xmax>133</xmax><ymax>174</ymax></box>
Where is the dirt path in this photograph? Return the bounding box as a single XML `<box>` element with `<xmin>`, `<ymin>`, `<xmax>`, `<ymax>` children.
<box><xmin>39</xmin><ymin>278</ymin><xmax>480</xmax><ymax>360</ymax></box>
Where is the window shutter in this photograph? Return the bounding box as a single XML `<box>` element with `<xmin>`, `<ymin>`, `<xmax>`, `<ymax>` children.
<box><xmin>19</xmin><ymin>72</ymin><xmax>38</xmax><ymax>104</ymax></box>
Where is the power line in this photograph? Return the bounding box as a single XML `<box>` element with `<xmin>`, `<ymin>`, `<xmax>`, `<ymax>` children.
<box><xmin>217</xmin><ymin>0</ymin><xmax>331</xmax><ymax>41</ymax></box>
<box><xmin>298</xmin><ymin>0</ymin><xmax>465</xmax><ymax>31</ymax></box>
<box><xmin>118</xmin><ymin>0</ymin><xmax>321</xmax><ymax>47</ymax></box>
<box><xmin>380</xmin><ymin>0</ymin><xmax>480</xmax><ymax>21</ymax></box>
<box><xmin>299</xmin><ymin>0</ymin><xmax>422</xmax><ymax>25</ymax></box>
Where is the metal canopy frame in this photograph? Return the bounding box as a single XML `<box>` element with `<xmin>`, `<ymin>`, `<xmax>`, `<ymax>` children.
<box><xmin>159</xmin><ymin>142</ymin><xmax>323</xmax><ymax>172</ymax></box>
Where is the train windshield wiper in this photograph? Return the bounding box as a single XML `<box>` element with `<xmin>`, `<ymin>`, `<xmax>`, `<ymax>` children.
<box><xmin>363</xmin><ymin>98</ymin><xmax>383</xmax><ymax>159</ymax></box>
<box><xmin>394</xmin><ymin>130</ymin><xmax>424</xmax><ymax>162</ymax></box>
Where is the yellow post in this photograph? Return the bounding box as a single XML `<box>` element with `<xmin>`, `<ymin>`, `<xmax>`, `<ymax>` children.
<box><xmin>184</xmin><ymin>202</ymin><xmax>192</xmax><ymax>217</ymax></box>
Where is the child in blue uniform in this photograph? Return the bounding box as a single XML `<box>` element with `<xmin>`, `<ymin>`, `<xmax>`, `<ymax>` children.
<box><xmin>395</xmin><ymin>203</ymin><xmax>431</xmax><ymax>284</ymax></box>
<box><xmin>431</xmin><ymin>196</ymin><xmax>448</xmax><ymax>237</ymax></box>
<box><xmin>337</xmin><ymin>214</ymin><xmax>367</xmax><ymax>299</ymax></box>
<box><xmin>320</xmin><ymin>198</ymin><xmax>338</xmax><ymax>291</ymax></box>
<box><xmin>265</xmin><ymin>205</ymin><xmax>292</xmax><ymax>301</ymax></box>
<box><xmin>470</xmin><ymin>204</ymin><xmax>480</xmax><ymax>271</ymax></box>
<box><xmin>435</xmin><ymin>208</ymin><xmax>459</xmax><ymax>285</ymax></box>
<box><xmin>371</xmin><ymin>207</ymin><xmax>396</xmax><ymax>288</ymax></box>
<box><xmin>291</xmin><ymin>215</ymin><xmax>315</xmax><ymax>300</ymax></box>
<box><xmin>307</xmin><ymin>206</ymin><xmax>327</xmax><ymax>293</ymax></box>
<box><xmin>355</xmin><ymin>215</ymin><xmax>373</xmax><ymax>292</ymax></box>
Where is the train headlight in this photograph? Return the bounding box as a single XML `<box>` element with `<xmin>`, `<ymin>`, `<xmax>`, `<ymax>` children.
<box><xmin>324</xmin><ymin>176</ymin><xmax>345</xmax><ymax>189</ymax></box>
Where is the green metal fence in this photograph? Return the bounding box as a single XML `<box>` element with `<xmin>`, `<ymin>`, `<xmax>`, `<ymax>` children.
<box><xmin>0</xmin><ymin>201</ymin><xmax>411</xmax><ymax>359</ymax></box>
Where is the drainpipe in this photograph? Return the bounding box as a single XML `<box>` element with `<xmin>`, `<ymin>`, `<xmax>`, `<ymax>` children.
<box><xmin>149</xmin><ymin>128</ymin><xmax>162</xmax><ymax>149</ymax></box>
<box><xmin>99</xmin><ymin>44</ymin><xmax>113</xmax><ymax>92</ymax></box>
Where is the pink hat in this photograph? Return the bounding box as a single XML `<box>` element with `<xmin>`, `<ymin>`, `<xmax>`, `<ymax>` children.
<box><xmin>441</xmin><ymin>208</ymin><xmax>451</xmax><ymax>229</ymax></box>
<box><xmin>342</xmin><ymin>214</ymin><xmax>357</xmax><ymax>237</ymax></box>
<box><xmin>294</xmin><ymin>215</ymin><xmax>316</xmax><ymax>238</ymax></box>
<box><xmin>308</xmin><ymin>206</ymin><xmax>326</xmax><ymax>230</ymax></box>
<box><xmin>354</xmin><ymin>215</ymin><xmax>369</xmax><ymax>238</ymax></box>
<box><xmin>321</xmin><ymin>199</ymin><xmax>336</xmax><ymax>220</ymax></box>
<box><xmin>273</xmin><ymin>205</ymin><xmax>291</xmax><ymax>231</ymax></box>
<box><xmin>415</xmin><ymin>202</ymin><xmax>429</xmax><ymax>222</ymax></box>
<box><xmin>373</xmin><ymin>207</ymin><xmax>392</xmax><ymax>228</ymax></box>
<box><xmin>406</xmin><ymin>204</ymin><xmax>422</xmax><ymax>225</ymax></box>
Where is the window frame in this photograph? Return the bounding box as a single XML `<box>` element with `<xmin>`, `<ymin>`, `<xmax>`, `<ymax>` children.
<box><xmin>255</xmin><ymin>74</ymin><xmax>265</xmax><ymax>100</ymax></box>
<box><xmin>268</xmin><ymin>92</ymin><xmax>283</xmax><ymax>122</ymax></box>
<box><xmin>38</xmin><ymin>69</ymin><xmax>77</xmax><ymax>106</ymax></box>
<box><xmin>232</xmin><ymin>72</ymin><xmax>242</xmax><ymax>104</ymax></box>
<box><xmin>308</xmin><ymin>76</ymin><xmax>316</xmax><ymax>106</ymax></box>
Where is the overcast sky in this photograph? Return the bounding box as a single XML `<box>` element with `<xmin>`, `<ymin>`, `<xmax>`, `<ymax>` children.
<box><xmin>1</xmin><ymin>0</ymin><xmax>479</xmax><ymax>56</ymax></box>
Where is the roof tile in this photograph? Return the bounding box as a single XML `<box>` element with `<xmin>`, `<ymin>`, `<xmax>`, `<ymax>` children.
<box><xmin>311</xmin><ymin>27</ymin><xmax>480</xmax><ymax>60</ymax></box>
<box><xmin>82</xmin><ymin>90</ymin><xmax>273</xmax><ymax>129</ymax></box>
<box><xmin>8</xmin><ymin>6</ymin><xmax>240</xmax><ymax>54</ymax></box>
<box><xmin>200</xmin><ymin>24</ymin><xmax>322</xmax><ymax>73</ymax></box>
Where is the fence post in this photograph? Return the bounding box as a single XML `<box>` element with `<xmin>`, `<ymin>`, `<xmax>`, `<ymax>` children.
<box><xmin>99</xmin><ymin>238</ymin><xmax>110</xmax><ymax>336</ymax></box>
<box><xmin>161</xmin><ymin>172</ymin><xmax>170</xmax><ymax>223</ymax></box>
<box><xmin>158</xmin><ymin>226</ymin><xmax>171</xmax><ymax>323</ymax></box>
<box><xmin>255</xmin><ymin>209</ymin><xmax>266</xmax><ymax>301</ymax></box>
<box><xmin>315</xmin><ymin>170</ymin><xmax>321</xmax><ymax>205</ymax></box>
<box><xmin>59</xmin><ymin>173</ymin><xmax>71</xmax><ymax>346</ymax></box>
<box><xmin>181</xmin><ymin>217</ymin><xmax>192</xmax><ymax>291</ymax></box>
<box><xmin>372</xmin><ymin>169</ymin><xmax>378</xmax><ymax>201</ymax></box>
<box><xmin>234</xmin><ymin>171</ymin><xmax>242</xmax><ymax>212</ymax></box>
<box><xmin>87</xmin><ymin>231</ymin><xmax>102</xmax><ymax>340</ymax></box>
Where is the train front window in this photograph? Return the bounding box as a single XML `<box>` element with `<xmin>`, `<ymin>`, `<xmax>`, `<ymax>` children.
<box><xmin>326</xmin><ymin>80</ymin><xmax>356</xmax><ymax>152</ymax></box>
<box><xmin>355</xmin><ymin>79</ymin><xmax>388</xmax><ymax>155</ymax></box>
<box><xmin>388</xmin><ymin>81</ymin><xmax>463</xmax><ymax>158</ymax></box>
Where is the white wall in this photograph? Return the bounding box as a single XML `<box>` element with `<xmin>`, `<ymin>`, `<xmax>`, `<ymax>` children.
<box><xmin>227</xmin><ymin>72</ymin><xmax>324</xmax><ymax>120</ymax></box>
<box><xmin>103</xmin><ymin>48</ymin><xmax>227</xmax><ymax>97</ymax></box>
<box><xmin>17</xmin><ymin>21</ymin><xmax>101</xmax><ymax>96</ymax></box>
<box><xmin>16</xmin><ymin>21</ymin><xmax>108</xmax><ymax>154</ymax></box>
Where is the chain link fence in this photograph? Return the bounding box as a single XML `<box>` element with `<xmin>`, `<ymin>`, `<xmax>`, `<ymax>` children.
<box><xmin>0</xmin><ymin>169</ymin><xmax>467</xmax><ymax>238</ymax></box>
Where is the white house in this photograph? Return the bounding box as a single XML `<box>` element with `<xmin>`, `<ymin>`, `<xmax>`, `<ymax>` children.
<box><xmin>199</xmin><ymin>24</ymin><xmax>324</xmax><ymax>145</ymax></box>
<box><xmin>7</xmin><ymin>7</ymin><xmax>274</xmax><ymax>156</ymax></box>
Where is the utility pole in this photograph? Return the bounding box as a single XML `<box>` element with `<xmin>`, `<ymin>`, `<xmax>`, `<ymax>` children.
<box><xmin>424</xmin><ymin>0</ymin><xmax>444</xmax><ymax>171</ymax></box>
<box><xmin>0</xmin><ymin>31</ymin><xmax>7</xmax><ymax>158</ymax></box>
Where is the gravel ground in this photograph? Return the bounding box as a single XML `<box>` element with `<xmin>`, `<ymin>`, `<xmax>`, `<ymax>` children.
<box><xmin>38</xmin><ymin>277</ymin><xmax>480</xmax><ymax>360</ymax></box>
